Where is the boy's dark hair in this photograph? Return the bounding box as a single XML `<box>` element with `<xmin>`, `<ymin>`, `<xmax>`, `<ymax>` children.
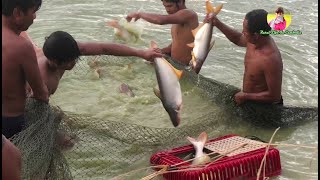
<box><xmin>275</xmin><ymin>7</ymin><xmax>284</xmax><ymax>14</ymax></box>
<box><xmin>43</xmin><ymin>31</ymin><xmax>81</xmax><ymax>64</ymax></box>
<box><xmin>245</xmin><ymin>9</ymin><xmax>271</xmax><ymax>36</ymax></box>
<box><xmin>2</xmin><ymin>0</ymin><xmax>42</xmax><ymax>16</ymax></box>
<box><xmin>161</xmin><ymin>0</ymin><xmax>185</xmax><ymax>3</ymax></box>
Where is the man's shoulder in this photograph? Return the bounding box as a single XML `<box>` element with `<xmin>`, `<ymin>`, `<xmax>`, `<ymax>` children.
<box><xmin>176</xmin><ymin>9</ymin><xmax>198</xmax><ymax>18</ymax></box>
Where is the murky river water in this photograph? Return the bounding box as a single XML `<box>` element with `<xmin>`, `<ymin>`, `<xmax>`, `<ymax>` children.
<box><xmin>26</xmin><ymin>0</ymin><xmax>318</xmax><ymax>179</ymax></box>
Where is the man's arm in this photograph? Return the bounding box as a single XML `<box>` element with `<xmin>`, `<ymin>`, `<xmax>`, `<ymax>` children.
<box><xmin>206</xmin><ymin>14</ymin><xmax>247</xmax><ymax>47</ymax></box>
<box><xmin>236</xmin><ymin>57</ymin><xmax>283</xmax><ymax>104</ymax></box>
<box><xmin>19</xmin><ymin>40</ymin><xmax>49</xmax><ymax>103</ymax></box>
<box><xmin>126</xmin><ymin>9</ymin><xmax>196</xmax><ymax>25</ymax></box>
<box><xmin>78</xmin><ymin>42</ymin><xmax>162</xmax><ymax>62</ymax></box>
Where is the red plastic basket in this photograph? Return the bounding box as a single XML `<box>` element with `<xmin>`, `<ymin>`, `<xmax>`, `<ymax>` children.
<box><xmin>150</xmin><ymin>134</ymin><xmax>281</xmax><ymax>180</ymax></box>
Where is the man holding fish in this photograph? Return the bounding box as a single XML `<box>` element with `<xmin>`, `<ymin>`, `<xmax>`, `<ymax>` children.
<box><xmin>21</xmin><ymin>31</ymin><xmax>162</xmax><ymax>96</ymax></box>
<box><xmin>205</xmin><ymin>9</ymin><xmax>283</xmax><ymax>105</ymax></box>
<box><xmin>126</xmin><ymin>0</ymin><xmax>199</xmax><ymax>67</ymax></box>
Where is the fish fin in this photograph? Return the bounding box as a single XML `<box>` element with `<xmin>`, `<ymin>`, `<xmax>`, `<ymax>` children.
<box><xmin>150</xmin><ymin>41</ymin><xmax>158</xmax><ymax>49</ymax></box>
<box><xmin>187</xmin><ymin>136</ymin><xmax>197</xmax><ymax>144</ymax></box>
<box><xmin>106</xmin><ymin>20</ymin><xmax>120</xmax><ymax>29</ymax></box>
<box><xmin>153</xmin><ymin>85</ymin><xmax>161</xmax><ymax>99</ymax></box>
<box><xmin>191</xmin><ymin>52</ymin><xmax>197</xmax><ymax>62</ymax></box>
<box><xmin>191</xmin><ymin>23</ymin><xmax>205</xmax><ymax>37</ymax></box>
<box><xmin>209</xmin><ymin>39</ymin><xmax>215</xmax><ymax>50</ymax></box>
<box><xmin>206</xmin><ymin>0</ymin><xmax>215</xmax><ymax>14</ymax></box>
<box><xmin>187</xmin><ymin>42</ymin><xmax>195</xmax><ymax>48</ymax></box>
<box><xmin>163</xmin><ymin>59</ymin><xmax>184</xmax><ymax>79</ymax></box>
<box><xmin>214</xmin><ymin>4</ymin><xmax>223</xmax><ymax>14</ymax></box>
<box><xmin>206</xmin><ymin>0</ymin><xmax>223</xmax><ymax>15</ymax></box>
<box><xmin>197</xmin><ymin>132</ymin><xmax>208</xmax><ymax>145</ymax></box>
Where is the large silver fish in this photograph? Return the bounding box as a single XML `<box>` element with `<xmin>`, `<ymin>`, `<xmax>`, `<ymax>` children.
<box><xmin>188</xmin><ymin>0</ymin><xmax>223</xmax><ymax>74</ymax></box>
<box><xmin>151</xmin><ymin>41</ymin><xmax>183</xmax><ymax>127</ymax></box>
<box><xmin>106</xmin><ymin>19</ymin><xmax>143</xmax><ymax>42</ymax></box>
<box><xmin>187</xmin><ymin>132</ymin><xmax>211</xmax><ymax>165</ymax></box>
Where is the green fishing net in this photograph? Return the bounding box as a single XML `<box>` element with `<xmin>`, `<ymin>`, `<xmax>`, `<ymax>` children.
<box><xmin>9</xmin><ymin>57</ymin><xmax>318</xmax><ymax>179</ymax></box>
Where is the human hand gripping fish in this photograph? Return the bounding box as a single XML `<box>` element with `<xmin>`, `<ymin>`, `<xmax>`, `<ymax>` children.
<box><xmin>187</xmin><ymin>0</ymin><xmax>223</xmax><ymax>74</ymax></box>
<box><xmin>151</xmin><ymin>41</ymin><xmax>183</xmax><ymax>127</ymax></box>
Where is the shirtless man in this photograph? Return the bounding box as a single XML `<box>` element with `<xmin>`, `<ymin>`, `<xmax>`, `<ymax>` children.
<box><xmin>20</xmin><ymin>30</ymin><xmax>162</xmax><ymax>148</ymax></box>
<box><xmin>21</xmin><ymin>30</ymin><xmax>162</xmax><ymax>95</ymax></box>
<box><xmin>126</xmin><ymin>0</ymin><xmax>198</xmax><ymax>66</ymax></box>
<box><xmin>2</xmin><ymin>0</ymin><xmax>49</xmax><ymax>138</ymax></box>
<box><xmin>206</xmin><ymin>9</ymin><xmax>283</xmax><ymax>105</ymax></box>
<box><xmin>2</xmin><ymin>135</ymin><xmax>22</xmax><ymax>180</ymax></box>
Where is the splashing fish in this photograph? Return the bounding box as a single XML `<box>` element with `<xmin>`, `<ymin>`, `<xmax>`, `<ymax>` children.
<box><xmin>151</xmin><ymin>41</ymin><xmax>183</xmax><ymax>127</ymax></box>
<box><xmin>119</xmin><ymin>83</ymin><xmax>135</xmax><ymax>97</ymax></box>
<box><xmin>188</xmin><ymin>0</ymin><xmax>223</xmax><ymax>74</ymax></box>
<box><xmin>187</xmin><ymin>132</ymin><xmax>211</xmax><ymax>165</ymax></box>
<box><xmin>106</xmin><ymin>18</ymin><xmax>143</xmax><ymax>42</ymax></box>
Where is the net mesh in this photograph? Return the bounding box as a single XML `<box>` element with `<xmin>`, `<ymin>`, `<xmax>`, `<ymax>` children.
<box><xmin>9</xmin><ymin>57</ymin><xmax>318</xmax><ymax>179</ymax></box>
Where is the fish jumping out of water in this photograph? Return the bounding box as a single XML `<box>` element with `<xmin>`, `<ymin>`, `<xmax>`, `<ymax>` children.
<box><xmin>188</xmin><ymin>0</ymin><xmax>223</xmax><ymax>74</ymax></box>
<box><xmin>151</xmin><ymin>41</ymin><xmax>183</xmax><ymax>127</ymax></box>
<box><xmin>187</xmin><ymin>132</ymin><xmax>211</xmax><ymax>165</ymax></box>
<box><xmin>106</xmin><ymin>18</ymin><xmax>143</xmax><ymax>42</ymax></box>
<box><xmin>119</xmin><ymin>83</ymin><xmax>135</xmax><ymax>97</ymax></box>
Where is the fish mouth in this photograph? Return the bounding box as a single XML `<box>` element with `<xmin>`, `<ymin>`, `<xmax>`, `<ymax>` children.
<box><xmin>166</xmin><ymin>105</ymin><xmax>182</xmax><ymax>127</ymax></box>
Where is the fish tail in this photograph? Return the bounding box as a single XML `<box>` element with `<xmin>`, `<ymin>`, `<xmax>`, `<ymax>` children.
<box><xmin>206</xmin><ymin>0</ymin><xmax>223</xmax><ymax>15</ymax></box>
<box><xmin>187</xmin><ymin>132</ymin><xmax>208</xmax><ymax>150</ymax></box>
<box><xmin>106</xmin><ymin>20</ymin><xmax>121</xmax><ymax>29</ymax></box>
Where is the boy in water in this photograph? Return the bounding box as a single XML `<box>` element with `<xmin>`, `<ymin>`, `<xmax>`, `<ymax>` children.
<box><xmin>21</xmin><ymin>30</ymin><xmax>162</xmax><ymax>147</ymax></box>
<box><xmin>22</xmin><ymin>31</ymin><xmax>162</xmax><ymax>96</ymax></box>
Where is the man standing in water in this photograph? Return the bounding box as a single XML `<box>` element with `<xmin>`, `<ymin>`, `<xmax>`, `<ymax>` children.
<box><xmin>126</xmin><ymin>0</ymin><xmax>199</xmax><ymax>66</ymax></box>
<box><xmin>206</xmin><ymin>9</ymin><xmax>283</xmax><ymax>105</ymax></box>
<box><xmin>2</xmin><ymin>0</ymin><xmax>49</xmax><ymax>138</ymax></box>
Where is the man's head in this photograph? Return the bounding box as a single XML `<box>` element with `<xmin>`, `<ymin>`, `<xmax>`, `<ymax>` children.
<box><xmin>243</xmin><ymin>9</ymin><xmax>271</xmax><ymax>44</ymax></box>
<box><xmin>2</xmin><ymin>0</ymin><xmax>42</xmax><ymax>31</ymax></box>
<box><xmin>43</xmin><ymin>31</ymin><xmax>81</xmax><ymax>70</ymax></box>
<box><xmin>275</xmin><ymin>7</ymin><xmax>284</xmax><ymax>17</ymax></box>
<box><xmin>161</xmin><ymin>0</ymin><xmax>185</xmax><ymax>14</ymax></box>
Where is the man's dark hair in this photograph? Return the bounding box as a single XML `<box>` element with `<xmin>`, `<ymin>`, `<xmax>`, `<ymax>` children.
<box><xmin>161</xmin><ymin>0</ymin><xmax>185</xmax><ymax>4</ymax></box>
<box><xmin>2</xmin><ymin>0</ymin><xmax>42</xmax><ymax>16</ymax></box>
<box><xmin>245</xmin><ymin>9</ymin><xmax>271</xmax><ymax>36</ymax></box>
<box><xmin>275</xmin><ymin>7</ymin><xmax>284</xmax><ymax>14</ymax></box>
<box><xmin>43</xmin><ymin>31</ymin><xmax>81</xmax><ymax>64</ymax></box>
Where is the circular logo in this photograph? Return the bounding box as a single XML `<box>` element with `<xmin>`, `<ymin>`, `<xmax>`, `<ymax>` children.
<box><xmin>267</xmin><ymin>7</ymin><xmax>291</xmax><ymax>30</ymax></box>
